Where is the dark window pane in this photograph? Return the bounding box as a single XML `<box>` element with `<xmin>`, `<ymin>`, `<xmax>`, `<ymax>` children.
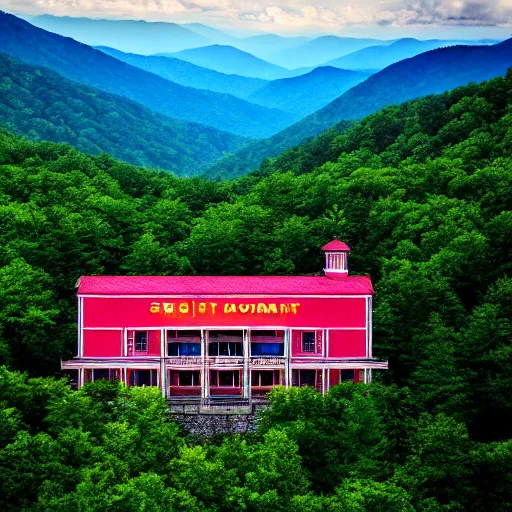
<box><xmin>210</xmin><ymin>371</ymin><xmax>217</xmax><ymax>386</ymax></box>
<box><xmin>260</xmin><ymin>371</ymin><xmax>274</xmax><ymax>386</ymax></box>
<box><xmin>302</xmin><ymin>332</ymin><xmax>316</xmax><ymax>353</ymax></box>
<box><xmin>135</xmin><ymin>331</ymin><xmax>148</xmax><ymax>352</ymax></box>
<box><xmin>341</xmin><ymin>370</ymin><xmax>355</xmax><ymax>382</ymax></box>
<box><xmin>168</xmin><ymin>343</ymin><xmax>179</xmax><ymax>356</ymax></box>
<box><xmin>219</xmin><ymin>371</ymin><xmax>233</xmax><ymax>386</ymax></box>
<box><xmin>299</xmin><ymin>370</ymin><xmax>316</xmax><ymax>387</ymax></box>
<box><xmin>179</xmin><ymin>372</ymin><xmax>193</xmax><ymax>386</ymax></box>
<box><xmin>208</xmin><ymin>344</ymin><xmax>219</xmax><ymax>356</ymax></box>
<box><xmin>94</xmin><ymin>369</ymin><xmax>109</xmax><ymax>381</ymax></box>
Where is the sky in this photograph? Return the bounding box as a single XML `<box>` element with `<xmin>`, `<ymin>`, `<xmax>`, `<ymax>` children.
<box><xmin>4</xmin><ymin>0</ymin><xmax>512</xmax><ymax>38</ymax></box>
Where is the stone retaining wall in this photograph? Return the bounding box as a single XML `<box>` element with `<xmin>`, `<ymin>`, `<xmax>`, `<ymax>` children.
<box><xmin>170</xmin><ymin>404</ymin><xmax>267</xmax><ymax>436</ymax></box>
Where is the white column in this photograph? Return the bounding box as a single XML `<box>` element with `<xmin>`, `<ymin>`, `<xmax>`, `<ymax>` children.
<box><xmin>201</xmin><ymin>330</ymin><xmax>210</xmax><ymax>399</ymax></box>
<box><xmin>243</xmin><ymin>329</ymin><xmax>250</xmax><ymax>399</ymax></box>
<box><xmin>284</xmin><ymin>329</ymin><xmax>291</xmax><ymax>388</ymax></box>
<box><xmin>159</xmin><ymin>328</ymin><xmax>166</xmax><ymax>397</ymax></box>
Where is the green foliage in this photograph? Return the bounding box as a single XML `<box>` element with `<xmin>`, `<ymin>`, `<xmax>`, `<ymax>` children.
<box><xmin>0</xmin><ymin>54</ymin><xmax>245</xmax><ymax>175</ymax></box>
<box><xmin>0</xmin><ymin>69</ymin><xmax>511</xmax><ymax>511</ymax></box>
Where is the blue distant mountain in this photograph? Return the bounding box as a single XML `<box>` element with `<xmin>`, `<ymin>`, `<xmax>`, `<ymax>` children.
<box><xmin>248</xmin><ymin>67</ymin><xmax>373</xmax><ymax>117</ymax></box>
<box><xmin>21</xmin><ymin>14</ymin><xmax>211</xmax><ymax>54</ymax></box>
<box><xmin>326</xmin><ymin>37</ymin><xmax>502</xmax><ymax>70</ymax></box>
<box><xmin>97</xmin><ymin>46</ymin><xmax>267</xmax><ymax>100</ymax></box>
<box><xmin>209</xmin><ymin>38</ymin><xmax>512</xmax><ymax>177</ymax></box>
<box><xmin>0</xmin><ymin>12</ymin><xmax>299</xmax><ymax>139</ymax></box>
<box><xmin>267</xmin><ymin>35</ymin><xmax>390</xmax><ymax>68</ymax></box>
<box><xmin>159</xmin><ymin>45</ymin><xmax>295</xmax><ymax>80</ymax></box>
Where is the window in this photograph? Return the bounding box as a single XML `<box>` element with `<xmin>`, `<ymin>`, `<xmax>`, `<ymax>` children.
<box><xmin>210</xmin><ymin>370</ymin><xmax>240</xmax><ymax>387</ymax></box>
<box><xmin>251</xmin><ymin>370</ymin><xmax>279</xmax><ymax>387</ymax></box>
<box><xmin>129</xmin><ymin>369</ymin><xmax>158</xmax><ymax>387</ymax></box>
<box><xmin>292</xmin><ymin>369</ymin><xmax>316</xmax><ymax>387</ymax></box>
<box><xmin>208</xmin><ymin>331</ymin><xmax>244</xmax><ymax>357</ymax></box>
<box><xmin>302</xmin><ymin>332</ymin><xmax>316</xmax><ymax>353</ymax></box>
<box><xmin>167</xmin><ymin>330</ymin><xmax>201</xmax><ymax>357</ymax></box>
<box><xmin>83</xmin><ymin>368</ymin><xmax>120</xmax><ymax>383</ymax></box>
<box><xmin>178</xmin><ymin>371</ymin><xmax>200</xmax><ymax>386</ymax></box>
<box><xmin>340</xmin><ymin>369</ymin><xmax>355</xmax><ymax>382</ymax></box>
<box><xmin>251</xmin><ymin>330</ymin><xmax>284</xmax><ymax>356</ymax></box>
<box><xmin>135</xmin><ymin>331</ymin><xmax>148</xmax><ymax>353</ymax></box>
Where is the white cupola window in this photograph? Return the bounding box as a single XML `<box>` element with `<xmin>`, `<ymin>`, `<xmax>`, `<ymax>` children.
<box><xmin>322</xmin><ymin>239</ymin><xmax>351</xmax><ymax>278</ymax></box>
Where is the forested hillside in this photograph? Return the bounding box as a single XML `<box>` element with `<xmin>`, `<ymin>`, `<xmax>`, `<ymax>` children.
<box><xmin>96</xmin><ymin>46</ymin><xmax>267</xmax><ymax>99</ymax></box>
<box><xmin>0</xmin><ymin>72</ymin><xmax>511</xmax><ymax>510</ymax></box>
<box><xmin>0</xmin><ymin>54</ymin><xmax>245</xmax><ymax>174</ymax></box>
<box><xmin>0</xmin><ymin>11</ymin><xmax>297</xmax><ymax>138</ymax></box>
<box><xmin>211</xmin><ymin>38</ymin><xmax>512</xmax><ymax>177</ymax></box>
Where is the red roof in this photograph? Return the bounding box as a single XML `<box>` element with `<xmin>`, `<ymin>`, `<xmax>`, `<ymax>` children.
<box><xmin>78</xmin><ymin>275</ymin><xmax>373</xmax><ymax>296</ymax></box>
<box><xmin>322</xmin><ymin>240</ymin><xmax>351</xmax><ymax>252</ymax></box>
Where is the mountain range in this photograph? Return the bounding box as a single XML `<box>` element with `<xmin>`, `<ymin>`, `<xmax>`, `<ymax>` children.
<box><xmin>209</xmin><ymin>38</ymin><xmax>512</xmax><ymax>178</ymax></box>
<box><xmin>326</xmin><ymin>38</ymin><xmax>500</xmax><ymax>71</ymax></box>
<box><xmin>21</xmin><ymin>14</ymin><xmax>210</xmax><ymax>54</ymax></box>
<box><xmin>267</xmin><ymin>36</ymin><xmax>390</xmax><ymax>69</ymax></box>
<box><xmin>96</xmin><ymin>46</ymin><xmax>267</xmax><ymax>100</ymax></box>
<box><xmin>0</xmin><ymin>12</ymin><xmax>298</xmax><ymax>139</ymax></box>
<box><xmin>158</xmin><ymin>45</ymin><xmax>300</xmax><ymax>80</ymax></box>
<box><xmin>248</xmin><ymin>67</ymin><xmax>373</xmax><ymax>117</ymax></box>
<box><xmin>0</xmin><ymin>53</ymin><xmax>244</xmax><ymax>175</ymax></box>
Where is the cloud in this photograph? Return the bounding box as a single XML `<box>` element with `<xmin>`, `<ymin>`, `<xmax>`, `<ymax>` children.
<box><xmin>375</xmin><ymin>0</ymin><xmax>512</xmax><ymax>27</ymax></box>
<box><xmin>3</xmin><ymin>0</ymin><xmax>512</xmax><ymax>29</ymax></box>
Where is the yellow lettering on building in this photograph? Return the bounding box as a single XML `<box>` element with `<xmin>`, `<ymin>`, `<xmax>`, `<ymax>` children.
<box><xmin>257</xmin><ymin>303</ymin><xmax>269</xmax><ymax>314</ymax></box>
<box><xmin>150</xmin><ymin>301</ymin><xmax>301</xmax><ymax>316</ymax></box>
<box><xmin>239</xmin><ymin>304</ymin><xmax>251</xmax><ymax>314</ymax></box>
<box><xmin>224</xmin><ymin>303</ymin><xmax>236</xmax><ymax>314</ymax></box>
<box><xmin>163</xmin><ymin>303</ymin><xmax>175</xmax><ymax>314</ymax></box>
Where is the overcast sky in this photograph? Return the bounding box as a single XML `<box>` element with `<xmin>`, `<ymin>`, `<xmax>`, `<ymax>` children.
<box><xmin>4</xmin><ymin>0</ymin><xmax>512</xmax><ymax>38</ymax></box>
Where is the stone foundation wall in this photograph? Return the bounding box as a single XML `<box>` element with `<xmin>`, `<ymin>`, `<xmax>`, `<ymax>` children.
<box><xmin>170</xmin><ymin>404</ymin><xmax>267</xmax><ymax>436</ymax></box>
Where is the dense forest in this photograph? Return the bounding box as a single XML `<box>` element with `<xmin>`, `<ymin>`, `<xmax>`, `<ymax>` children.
<box><xmin>0</xmin><ymin>72</ymin><xmax>511</xmax><ymax>510</ymax></box>
<box><xmin>0</xmin><ymin>54</ymin><xmax>244</xmax><ymax>175</ymax></box>
<box><xmin>210</xmin><ymin>38</ymin><xmax>512</xmax><ymax>178</ymax></box>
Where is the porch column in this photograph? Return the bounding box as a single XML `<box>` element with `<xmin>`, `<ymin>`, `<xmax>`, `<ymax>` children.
<box><xmin>201</xmin><ymin>330</ymin><xmax>210</xmax><ymax>399</ymax></box>
<box><xmin>284</xmin><ymin>329</ymin><xmax>290</xmax><ymax>388</ymax></box>
<box><xmin>243</xmin><ymin>329</ymin><xmax>250</xmax><ymax>399</ymax></box>
<box><xmin>159</xmin><ymin>328</ymin><xmax>166</xmax><ymax>397</ymax></box>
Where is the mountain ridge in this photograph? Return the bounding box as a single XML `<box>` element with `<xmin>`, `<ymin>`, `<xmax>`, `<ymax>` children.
<box><xmin>0</xmin><ymin>11</ymin><xmax>298</xmax><ymax>139</ymax></box>
<box><xmin>0</xmin><ymin>53</ymin><xmax>245</xmax><ymax>175</ymax></box>
<box><xmin>208</xmin><ymin>38</ymin><xmax>512</xmax><ymax>178</ymax></box>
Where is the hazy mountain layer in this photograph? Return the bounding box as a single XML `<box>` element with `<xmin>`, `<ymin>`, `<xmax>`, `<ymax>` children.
<box><xmin>160</xmin><ymin>45</ymin><xmax>294</xmax><ymax>80</ymax></box>
<box><xmin>0</xmin><ymin>54</ymin><xmax>245</xmax><ymax>175</ymax></box>
<box><xmin>248</xmin><ymin>67</ymin><xmax>372</xmax><ymax>117</ymax></box>
<box><xmin>209</xmin><ymin>38</ymin><xmax>512</xmax><ymax>178</ymax></box>
<box><xmin>0</xmin><ymin>12</ymin><xmax>298</xmax><ymax>139</ymax></box>
<box><xmin>21</xmin><ymin>14</ymin><xmax>210</xmax><ymax>54</ymax></box>
<box><xmin>97</xmin><ymin>46</ymin><xmax>267</xmax><ymax>100</ymax></box>
<box><xmin>267</xmin><ymin>36</ymin><xmax>389</xmax><ymax>69</ymax></box>
<box><xmin>326</xmin><ymin>38</ymin><xmax>501</xmax><ymax>70</ymax></box>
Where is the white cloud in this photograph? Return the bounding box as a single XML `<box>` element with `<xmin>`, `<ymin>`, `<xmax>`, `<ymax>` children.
<box><xmin>3</xmin><ymin>0</ymin><xmax>512</xmax><ymax>30</ymax></box>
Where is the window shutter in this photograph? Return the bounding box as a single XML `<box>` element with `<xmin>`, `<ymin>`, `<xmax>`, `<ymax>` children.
<box><xmin>316</xmin><ymin>330</ymin><xmax>322</xmax><ymax>354</ymax></box>
<box><xmin>148</xmin><ymin>330</ymin><xmax>160</xmax><ymax>355</ymax></box>
<box><xmin>127</xmin><ymin>330</ymin><xmax>135</xmax><ymax>356</ymax></box>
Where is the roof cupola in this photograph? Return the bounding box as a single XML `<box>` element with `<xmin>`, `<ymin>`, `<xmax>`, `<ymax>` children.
<box><xmin>322</xmin><ymin>239</ymin><xmax>350</xmax><ymax>279</ymax></box>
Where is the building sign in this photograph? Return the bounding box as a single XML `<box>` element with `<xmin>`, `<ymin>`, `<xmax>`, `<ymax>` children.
<box><xmin>150</xmin><ymin>301</ymin><xmax>301</xmax><ymax>317</ymax></box>
<box><xmin>166</xmin><ymin>357</ymin><xmax>202</xmax><ymax>365</ymax></box>
<box><xmin>251</xmin><ymin>358</ymin><xmax>285</xmax><ymax>366</ymax></box>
